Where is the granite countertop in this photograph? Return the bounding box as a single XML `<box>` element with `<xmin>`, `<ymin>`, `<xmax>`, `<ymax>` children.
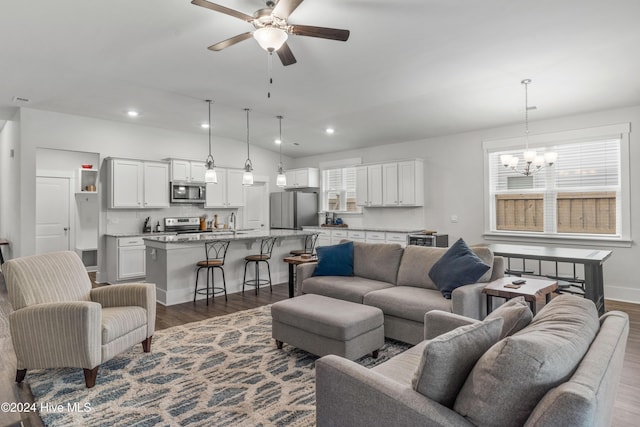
<box><xmin>106</xmin><ymin>229</ymin><xmax>253</xmax><ymax>238</ymax></box>
<box><xmin>105</xmin><ymin>232</ymin><xmax>177</xmax><ymax>238</ymax></box>
<box><xmin>302</xmin><ymin>226</ymin><xmax>426</xmax><ymax>233</ymax></box>
<box><xmin>143</xmin><ymin>229</ymin><xmax>314</xmax><ymax>244</ymax></box>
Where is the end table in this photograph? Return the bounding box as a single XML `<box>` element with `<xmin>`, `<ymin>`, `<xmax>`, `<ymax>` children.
<box><xmin>483</xmin><ymin>277</ymin><xmax>558</xmax><ymax>315</ymax></box>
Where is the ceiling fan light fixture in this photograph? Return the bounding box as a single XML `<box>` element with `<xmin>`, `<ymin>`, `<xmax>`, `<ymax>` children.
<box><xmin>253</xmin><ymin>26</ymin><xmax>288</xmax><ymax>52</ymax></box>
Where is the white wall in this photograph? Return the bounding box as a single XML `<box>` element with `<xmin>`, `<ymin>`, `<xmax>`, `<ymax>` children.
<box><xmin>293</xmin><ymin>105</ymin><xmax>640</xmax><ymax>303</ymax></box>
<box><xmin>0</xmin><ymin>110</ymin><xmax>21</xmax><ymax>260</ymax></box>
<box><xmin>9</xmin><ymin>107</ymin><xmax>290</xmax><ymax>279</ymax></box>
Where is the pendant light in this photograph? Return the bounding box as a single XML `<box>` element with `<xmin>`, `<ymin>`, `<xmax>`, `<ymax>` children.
<box><xmin>500</xmin><ymin>79</ymin><xmax>557</xmax><ymax>176</ymax></box>
<box><xmin>276</xmin><ymin>115</ymin><xmax>287</xmax><ymax>187</ymax></box>
<box><xmin>204</xmin><ymin>99</ymin><xmax>217</xmax><ymax>183</ymax></box>
<box><xmin>242</xmin><ymin>108</ymin><xmax>254</xmax><ymax>186</ymax></box>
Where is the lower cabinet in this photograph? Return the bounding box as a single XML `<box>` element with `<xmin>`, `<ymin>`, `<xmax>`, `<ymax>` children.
<box><xmin>106</xmin><ymin>236</ymin><xmax>146</xmax><ymax>283</ymax></box>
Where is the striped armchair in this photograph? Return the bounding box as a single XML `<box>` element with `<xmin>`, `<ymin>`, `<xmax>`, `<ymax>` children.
<box><xmin>4</xmin><ymin>251</ymin><xmax>156</xmax><ymax>388</ymax></box>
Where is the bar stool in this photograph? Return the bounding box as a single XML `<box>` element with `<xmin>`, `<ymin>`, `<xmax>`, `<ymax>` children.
<box><xmin>243</xmin><ymin>236</ymin><xmax>278</xmax><ymax>295</ymax></box>
<box><xmin>194</xmin><ymin>240</ymin><xmax>230</xmax><ymax>305</ymax></box>
<box><xmin>290</xmin><ymin>232</ymin><xmax>319</xmax><ymax>256</ymax></box>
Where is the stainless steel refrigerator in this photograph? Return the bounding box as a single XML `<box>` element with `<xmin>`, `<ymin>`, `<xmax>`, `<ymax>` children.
<box><xmin>270</xmin><ymin>192</ymin><xmax>318</xmax><ymax>229</ymax></box>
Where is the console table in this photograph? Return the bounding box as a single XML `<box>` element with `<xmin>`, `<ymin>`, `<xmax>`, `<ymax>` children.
<box><xmin>487</xmin><ymin>244</ymin><xmax>612</xmax><ymax>315</ymax></box>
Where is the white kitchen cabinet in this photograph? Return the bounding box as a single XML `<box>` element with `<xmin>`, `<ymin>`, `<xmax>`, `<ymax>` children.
<box><xmin>143</xmin><ymin>162</ymin><xmax>170</xmax><ymax>208</ymax></box>
<box><xmin>331</xmin><ymin>229</ymin><xmax>348</xmax><ymax>245</ymax></box>
<box><xmin>382</xmin><ymin>163</ymin><xmax>399</xmax><ymax>206</ymax></box>
<box><xmin>359</xmin><ymin>159</ymin><xmax>424</xmax><ymax>208</ymax></box>
<box><xmin>110</xmin><ymin>158</ymin><xmax>143</xmax><ymax>208</ymax></box>
<box><xmin>108</xmin><ymin>158</ymin><xmax>169</xmax><ymax>209</ymax></box>
<box><xmin>398</xmin><ymin>160</ymin><xmax>424</xmax><ymax>206</ymax></box>
<box><xmin>284</xmin><ymin>168</ymin><xmax>319</xmax><ymax>188</ymax></box>
<box><xmin>365</xmin><ymin>231</ymin><xmax>386</xmax><ymax>243</ymax></box>
<box><xmin>355</xmin><ymin>164</ymin><xmax>383</xmax><ymax>207</ymax></box>
<box><xmin>170</xmin><ymin>159</ymin><xmax>206</xmax><ymax>183</ymax></box>
<box><xmin>306</xmin><ymin>228</ymin><xmax>331</xmax><ymax>248</ymax></box>
<box><xmin>385</xmin><ymin>232</ymin><xmax>409</xmax><ymax>247</ymax></box>
<box><xmin>205</xmin><ymin>168</ymin><xmax>245</xmax><ymax>208</ymax></box>
<box><xmin>105</xmin><ymin>236</ymin><xmax>146</xmax><ymax>282</ymax></box>
<box><xmin>347</xmin><ymin>230</ymin><xmax>366</xmax><ymax>242</ymax></box>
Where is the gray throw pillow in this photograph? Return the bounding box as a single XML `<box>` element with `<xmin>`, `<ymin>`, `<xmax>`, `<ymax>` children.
<box><xmin>411</xmin><ymin>317</ymin><xmax>503</xmax><ymax>408</ymax></box>
<box><xmin>485</xmin><ymin>296</ymin><xmax>533</xmax><ymax>339</ymax></box>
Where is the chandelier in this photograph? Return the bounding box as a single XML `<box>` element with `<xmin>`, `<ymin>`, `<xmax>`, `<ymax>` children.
<box><xmin>500</xmin><ymin>79</ymin><xmax>557</xmax><ymax>176</ymax></box>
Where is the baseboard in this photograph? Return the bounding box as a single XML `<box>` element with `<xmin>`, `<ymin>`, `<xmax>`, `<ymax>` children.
<box><xmin>605</xmin><ymin>285</ymin><xmax>640</xmax><ymax>304</ymax></box>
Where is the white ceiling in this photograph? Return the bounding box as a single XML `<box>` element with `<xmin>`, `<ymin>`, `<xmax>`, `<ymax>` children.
<box><xmin>1</xmin><ymin>0</ymin><xmax>639</xmax><ymax>158</ymax></box>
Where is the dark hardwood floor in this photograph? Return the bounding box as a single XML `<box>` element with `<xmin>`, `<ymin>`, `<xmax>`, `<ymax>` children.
<box><xmin>1</xmin><ymin>271</ymin><xmax>639</xmax><ymax>427</ymax></box>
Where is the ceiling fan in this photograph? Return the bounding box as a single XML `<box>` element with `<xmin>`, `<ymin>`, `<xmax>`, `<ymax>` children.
<box><xmin>191</xmin><ymin>0</ymin><xmax>350</xmax><ymax>66</ymax></box>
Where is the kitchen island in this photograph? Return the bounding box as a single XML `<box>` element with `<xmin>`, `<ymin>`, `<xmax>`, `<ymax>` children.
<box><xmin>144</xmin><ymin>229</ymin><xmax>314</xmax><ymax>305</ymax></box>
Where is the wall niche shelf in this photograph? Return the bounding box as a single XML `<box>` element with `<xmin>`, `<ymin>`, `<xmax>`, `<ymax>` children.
<box><xmin>77</xmin><ymin>168</ymin><xmax>98</xmax><ymax>194</ymax></box>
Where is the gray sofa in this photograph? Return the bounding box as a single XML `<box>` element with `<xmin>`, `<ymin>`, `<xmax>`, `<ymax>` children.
<box><xmin>296</xmin><ymin>241</ymin><xmax>504</xmax><ymax>344</ymax></box>
<box><xmin>316</xmin><ymin>295</ymin><xmax>629</xmax><ymax>427</ymax></box>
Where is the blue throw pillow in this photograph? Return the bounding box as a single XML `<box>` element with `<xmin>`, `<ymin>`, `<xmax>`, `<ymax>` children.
<box><xmin>314</xmin><ymin>241</ymin><xmax>354</xmax><ymax>277</ymax></box>
<box><xmin>429</xmin><ymin>238</ymin><xmax>490</xmax><ymax>299</ymax></box>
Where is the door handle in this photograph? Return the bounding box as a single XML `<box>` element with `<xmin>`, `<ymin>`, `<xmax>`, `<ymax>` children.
<box><xmin>63</xmin><ymin>227</ymin><xmax>69</xmax><ymax>231</ymax></box>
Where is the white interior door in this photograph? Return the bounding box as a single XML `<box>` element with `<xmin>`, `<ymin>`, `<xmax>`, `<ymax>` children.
<box><xmin>244</xmin><ymin>181</ymin><xmax>269</xmax><ymax>230</ymax></box>
<box><xmin>36</xmin><ymin>176</ymin><xmax>71</xmax><ymax>254</ymax></box>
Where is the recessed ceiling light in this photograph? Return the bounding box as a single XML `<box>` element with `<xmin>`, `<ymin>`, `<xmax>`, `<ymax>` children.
<box><xmin>201</xmin><ymin>123</ymin><xmax>210</xmax><ymax>129</ymax></box>
<box><xmin>275</xmin><ymin>139</ymin><xmax>282</xmax><ymax>144</ymax></box>
<box><xmin>127</xmin><ymin>110</ymin><xmax>139</xmax><ymax>117</ymax></box>
<box><xmin>325</xmin><ymin>127</ymin><xmax>335</xmax><ymax>135</ymax></box>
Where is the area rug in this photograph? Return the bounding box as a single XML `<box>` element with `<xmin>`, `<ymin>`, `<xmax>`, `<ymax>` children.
<box><xmin>28</xmin><ymin>305</ymin><xmax>411</xmax><ymax>427</ymax></box>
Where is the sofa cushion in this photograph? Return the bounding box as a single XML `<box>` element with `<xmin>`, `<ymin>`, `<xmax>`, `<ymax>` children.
<box><xmin>470</xmin><ymin>245</ymin><xmax>495</xmax><ymax>283</ymax></box>
<box><xmin>302</xmin><ymin>275</ymin><xmax>394</xmax><ymax>304</ymax></box>
<box><xmin>454</xmin><ymin>295</ymin><xmax>600</xmax><ymax>427</ymax></box>
<box><xmin>429</xmin><ymin>239</ymin><xmax>490</xmax><ymax>299</ymax></box>
<box><xmin>396</xmin><ymin>246</ymin><xmax>447</xmax><ymax>290</ymax></box>
<box><xmin>353</xmin><ymin>242</ymin><xmax>404</xmax><ymax>285</ymax></box>
<box><xmin>412</xmin><ymin>317</ymin><xmax>504</xmax><ymax>408</ymax></box>
<box><xmin>485</xmin><ymin>296</ymin><xmax>533</xmax><ymax>339</ymax></box>
<box><xmin>363</xmin><ymin>287</ymin><xmax>451</xmax><ymax>323</ymax></box>
<box><xmin>372</xmin><ymin>340</ymin><xmax>428</xmax><ymax>386</ymax></box>
<box><xmin>314</xmin><ymin>241</ymin><xmax>354</xmax><ymax>277</ymax></box>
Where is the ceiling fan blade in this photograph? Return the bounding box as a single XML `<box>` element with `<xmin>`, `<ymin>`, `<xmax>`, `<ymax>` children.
<box><xmin>191</xmin><ymin>0</ymin><xmax>254</xmax><ymax>22</ymax></box>
<box><xmin>272</xmin><ymin>0</ymin><xmax>304</xmax><ymax>19</ymax></box>
<box><xmin>277</xmin><ymin>42</ymin><xmax>297</xmax><ymax>66</ymax></box>
<box><xmin>290</xmin><ymin>25</ymin><xmax>350</xmax><ymax>41</ymax></box>
<box><xmin>208</xmin><ymin>32</ymin><xmax>253</xmax><ymax>51</ymax></box>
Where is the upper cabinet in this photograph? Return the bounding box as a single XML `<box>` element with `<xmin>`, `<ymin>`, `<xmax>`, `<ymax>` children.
<box><xmin>108</xmin><ymin>158</ymin><xmax>170</xmax><ymax>209</ymax></box>
<box><xmin>397</xmin><ymin>160</ymin><xmax>423</xmax><ymax>206</ymax></box>
<box><xmin>357</xmin><ymin>159</ymin><xmax>423</xmax><ymax>208</ymax></box>
<box><xmin>169</xmin><ymin>159</ymin><xmax>206</xmax><ymax>183</ymax></box>
<box><xmin>284</xmin><ymin>168</ymin><xmax>319</xmax><ymax>188</ymax></box>
<box><xmin>205</xmin><ymin>168</ymin><xmax>245</xmax><ymax>208</ymax></box>
<box><xmin>356</xmin><ymin>164</ymin><xmax>383</xmax><ymax>207</ymax></box>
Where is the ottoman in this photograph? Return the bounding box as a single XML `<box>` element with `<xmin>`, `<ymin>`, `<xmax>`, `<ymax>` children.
<box><xmin>271</xmin><ymin>294</ymin><xmax>384</xmax><ymax>360</ymax></box>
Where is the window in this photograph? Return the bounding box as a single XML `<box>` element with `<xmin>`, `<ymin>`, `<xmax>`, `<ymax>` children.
<box><xmin>484</xmin><ymin>123</ymin><xmax>630</xmax><ymax>243</ymax></box>
<box><xmin>322</xmin><ymin>167</ymin><xmax>360</xmax><ymax>212</ymax></box>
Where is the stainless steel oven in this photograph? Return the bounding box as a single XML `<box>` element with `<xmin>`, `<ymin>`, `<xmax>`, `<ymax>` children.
<box><xmin>170</xmin><ymin>182</ymin><xmax>206</xmax><ymax>203</ymax></box>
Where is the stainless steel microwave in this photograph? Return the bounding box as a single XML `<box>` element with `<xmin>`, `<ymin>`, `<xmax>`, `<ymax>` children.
<box><xmin>170</xmin><ymin>182</ymin><xmax>206</xmax><ymax>203</ymax></box>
